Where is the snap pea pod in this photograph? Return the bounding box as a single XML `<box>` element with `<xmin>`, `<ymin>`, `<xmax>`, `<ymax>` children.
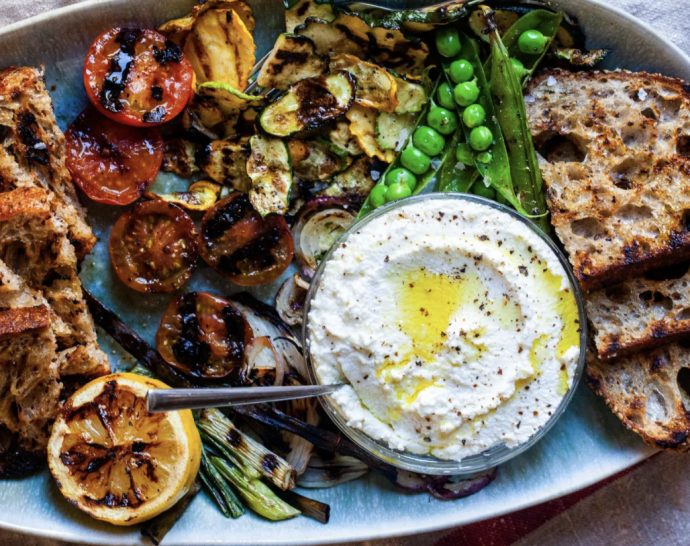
<box><xmin>481</xmin><ymin>9</ymin><xmax>563</xmax><ymax>86</ymax></box>
<box><xmin>482</xmin><ymin>5</ymin><xmax>550</xmax><ymax>232</ymax></box>
<box><xmin>358</xmin><ymin>77</ymin><xmax>452</xmax><ymax>218</ymax></box>
<box><xmin>439</xmin><ymin>32</ymin><xmax>526</xmax><ymax>212</ymax></box>
<box><xmin>502</xmin><ymin>9</ymin><xmax>563</xmax><ymax>83</ymax></box>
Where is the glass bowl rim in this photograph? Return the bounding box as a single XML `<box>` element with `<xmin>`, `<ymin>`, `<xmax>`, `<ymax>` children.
<box><xmin>301</xmin><ymin>192</ymin><xmax>588</xmax><ymax>476</ymax></box>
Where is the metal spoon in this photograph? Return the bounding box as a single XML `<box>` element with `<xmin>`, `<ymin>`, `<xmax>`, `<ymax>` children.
<box><xmin>147</xmin><ymin>383</ymin><xmax>344</xmax><ymax>413</ymax></box>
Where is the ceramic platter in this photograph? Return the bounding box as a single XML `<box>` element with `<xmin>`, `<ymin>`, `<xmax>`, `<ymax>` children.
<box><xmin>0</xmin><ymin>0</ymin><xmax>686</xmax><ymax>543</ymax></box>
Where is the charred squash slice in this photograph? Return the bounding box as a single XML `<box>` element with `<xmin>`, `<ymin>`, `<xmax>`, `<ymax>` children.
<box><xmin>330</xmin><ymin>54</ymin><xmax>398</xmax><ymax>112</ymax></box>
<box><xmin>247</xmin><ymin>135</ymin><xmax>293</xmax><ymax>216</ymax></box>
<box><xmin>257</xmin><ymin>34</ymin><xmax>328</xmax><ymax>90</ymax></box>
<box><xmin>375</xmin><ymin>112</ymin><xmax>417</xmax><ymax>151</ymax></box>
<box><xmin>346</xmin><ymin>104</ymin><xmax>396</xmax><ymax>163</ymax></box>
<box><xmin>285</xmin><ymin>0</ymin><xmax>337</xmax><ymax>33</ymax></box>
<box><xmin>257</xmin><ymin>72</ymin><xmax>356</xmax><ymax>137</ymax></box>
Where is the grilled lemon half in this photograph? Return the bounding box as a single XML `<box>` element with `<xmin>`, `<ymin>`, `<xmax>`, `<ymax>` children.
<box><xmin>48</xmin><ymin>373</ymin><xmax>201</xmax><ymax>526</ymax></box>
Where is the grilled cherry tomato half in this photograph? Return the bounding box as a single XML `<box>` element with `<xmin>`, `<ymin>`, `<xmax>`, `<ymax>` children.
<box><xmin>65</xmin><ymin>107</ymin><xmax>163</xmax><ymax>205</ymax></box>
<box><xmin>110</xmin><ymin>199</ymin><xmax>198</xmax><ymax>293</ymax></box>
<box><xmin>157</xmin><ymin>292</ymin><xmax>253</xmax><ymax>381</ymax></box>
<box><xmin>84</xmin><ymin>27</ymin><xmax>194</xmax><ymax>126</ymax></box>
<box><xmin>199</xmin><ymin>193</ymin><xmax>294</xmax><ymax>286</ymax></box>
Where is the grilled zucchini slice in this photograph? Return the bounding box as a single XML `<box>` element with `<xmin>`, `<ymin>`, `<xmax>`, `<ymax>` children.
<box><xmin>258</xmin><ymin>72</ymin><xmax>356</xmax><ymax>137</ymax></box>
<box><xmin>285</xmin><ymin>0</ymin><xmax>336</xmax><ymax>33</ymax></box>
<box><xmin>257</xmin><ymin>34</ymin><xmax>328</xmax><ymax>90</ymax></box>
<box><xmin>346</xmin><ymin>0</ymin><xmax>470</xmax><ymax>33</ymax></box>
<box><xmin>247</xmin><ymin>135</ymin><xmax>293</xmax><ymax>215</ymax></box>
<box><xmin>346</xmin><ymin>104</ymin><xmax>396</xmax><ymax>163</ymax></box>
<box><xmin>317</xmin><ymin>156</ymin><xmax>380</xmax><ymax>202</ymax></box>
<box><xmin>196</xmin><ymin>139</ymin><xmax>252</xmax><ymax>191</ymax></box>
<box><xmin>391</xmin><ymin>74</ymin><xmax>427</xmax><ymax>114</ymax></box>
<box><xmin>288</xmin><ymin>139</ymin><xmax>345</xmax><ymax>181</ymax></box>
<box><xmin>328</xmin><ymin>121</ymin><xmax>364</xmax><ymax>156</ymax></box>
<box><xmin>296</xmin><ymin>14</ymin><xmax>429</xmax><ymax>76</ymax></box>
<box><xmin>375</xmin><ymin>112</ymin><xmax>417</xmax><ymax>151</ymax></box>
<box><xmin>330</xmin><ymin>54</ymin><xmax>398</xmax><ymax>112</ymax></box>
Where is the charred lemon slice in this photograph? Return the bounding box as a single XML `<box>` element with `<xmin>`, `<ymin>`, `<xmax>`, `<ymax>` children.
<box><xmin>47</xmin><ymin>373</ymin><xmax>201</xmax><ymax>526</ymax></box>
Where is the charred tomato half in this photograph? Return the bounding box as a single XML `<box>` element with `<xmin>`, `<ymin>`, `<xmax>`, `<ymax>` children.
<box><xmin>157</xmin><ymin>292</ymin><xmax>253</xmax><ymax>381</ymax></box>
<box><xmin>110</xmin><ymin>199</ymin><xmax>198</xmax><ymax>293</ymax></box>
<box><xmin>65</xmin><ymin>107</ymin><xmax>163</xmax><ymax>205</ymax></box>
<box><xmin>199</xmin><ymin>193</ymin><xmax>294</xmax><ymax>286</ymax></box>
<box><xmin>84</xmin><ymin>28</ymin><xmax>194</xmax><ymax>126</ymax></box>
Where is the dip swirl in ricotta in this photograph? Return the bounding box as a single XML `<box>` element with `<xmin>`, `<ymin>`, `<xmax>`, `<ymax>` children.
<box><xmin>307</xmin><ymin>198</ymin><xmax>581</xmax><ymax>461</ymax></box>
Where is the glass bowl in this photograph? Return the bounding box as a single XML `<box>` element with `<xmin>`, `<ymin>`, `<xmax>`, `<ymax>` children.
<box><xmin>301</xmin><ymin>193</ymin><xmax>587</xmax><ymax>475</ymax></box>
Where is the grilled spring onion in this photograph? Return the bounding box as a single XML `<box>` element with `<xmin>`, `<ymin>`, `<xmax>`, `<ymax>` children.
<box><xmin>141</xmin><ymin>480</ymin><xmax>201</xmax><ymax>546</ymax></box>
<box><xmin>198</xmin><ymin>408</ymin><xmax>295</xmax><ymax>490</ymax></box>
<box><xmin>271</xmin><ymin>488</ymin><xmax>330</xmax><ymax>524</ymax></box>
<box><xmin>200</xmin><ymin>451</ymin><xmax>245</xmax><ymax>519</ymax></box>
<box><xmin>211</xmin><ymin>457</ymin><xmax>301</xmax><ymax>521</ymax></box>
<box><xmin>297</xmin><ymin>453</ymin><xmax>369</xmax><ymax>488</ymax></box>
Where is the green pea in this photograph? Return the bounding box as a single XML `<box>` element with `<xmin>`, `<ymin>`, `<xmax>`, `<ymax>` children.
<box><xmin>510</xmin><ymin>57</ymin><xmax>528</xmax><ymax>78</ymax></box>
<box><xmin>413</xmin><ymin>126</ymin><xmax>445</xmax><ymax>157</ymax></box>
<box><xmin>385</xmin><ymin>182</ymin><xmax>412</xmax><ymax>202</ymax></box>
<box><xmin>476</xmin><ymin>151</ymin><xmax>492</xmax><ymax>164</ymax></box>
<box><xmin>454</xmin><ymin>81</ymin><xmax>480</xmax><ymax>107</ymax></box>
<box><xmin>518</xmin><ymin>29</ymin><xmax>547</xmax><ymax>54</ymax></box>
<box><xmin>401</xmin><ymin>146</ymin><xmax>431</xmax><ymax>175</ymax></box>
<box><xmin>369</xmin><ymin>184</ymin><xmax>387</xmax><ymax>208</ymax></box>
<box><xmin>428</xmin><ymin>106</ymin><xmax>458</xmax><ymax>136</ymax></box>
<box><xmin>435</xmin><ymin>27</ymin><xmax>461</xmax><ymax>58</ymax></box>
<box><xmin>437</xmin><ymin>82</ymin><xmax>456</xmax><ymax>110</ymax></box>
<box><xmin>449</xmin><ymin>59</ymin><xmax>474</xmax><ymax>83</ymax></box>
<box><xmin>385</xmin><ymin>168</ymin><xmax>417</xmax><ymax>191</ymax></box>
<box><xmin>469</xmin><ymin>126</ymin><xmax>493</xmax><ymax>151</ymax></box>
<box><xmin>456</xmin><ymin>143</ymin><xmax>474</xmax><ymax>166</ymax></box>
<box><xmin>462</xmin><ymin>104</ymin><xmax>486</xmax><ymax>128</ymax></box>
<box><xmin>472</xmin><ymin>182</ymin><xmax>496</xmax><ymax>200</ymax></box>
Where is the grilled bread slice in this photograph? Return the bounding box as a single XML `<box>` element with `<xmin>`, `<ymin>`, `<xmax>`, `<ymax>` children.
<box><xmin>0</xmin><ymin>66</ymin><xmax>96</xmax><ymax>259</ymax></box>
<box><xmin>587</xmin><ymin>341</ymin><xmax>690</xmax><ymax>451</ymax></box>
<box><xmin>587</xmin><ymin>262</ymin><xmax>690</xmax><ymax>359</ymax></box>
<box><xmin>525</xmin><ymin>68</ymin><xmax>690</xmax><ymax>291</ymax></box>
<box><xmin>0</xmin><ymin>187</ymin><xmax>108</xmax><ymax>477</ymax></box>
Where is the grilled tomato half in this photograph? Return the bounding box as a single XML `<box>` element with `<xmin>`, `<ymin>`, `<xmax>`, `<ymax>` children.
<box><xmin>84</xmin><ymin>28</ymin><xmax>194</xmax><ymax>126</ymax></box>
<box><xmin>110</xmin><ymin>199</ymin><xmax>198</xmax><ymax>293</ymax></box>
<box><xmin>199</xmin><ymin>193</ymin><xmax>294</xmax><ymax>286</ymax></box>
<box><xmin>157</xmin><ymin>292</ymin><xmax>253</xmax><ymax>381</ymax></box>
<box><xmin>65</xmin><ymin>107</ymin><xmax>164</xmax><ymax>205</ymax></box>
<box><xmin>47</xmin><ymin>373</ymin><xmax>201</xmax><ymax>526</ymax></box>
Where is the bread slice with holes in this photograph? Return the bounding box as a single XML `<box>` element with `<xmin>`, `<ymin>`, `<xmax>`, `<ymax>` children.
<box><xmin>0</xmin><ymin>66</ymin><xmax>96</xmax><ymax>259</ymax></box>
<box><xmin>586</xmin><ymin>341</ymin><xmax>690</xmax><ymax>451</ymax></box>
<box><xmin>0</xmin><ymin>187</ymin><xmax>108</xmax><ymax>477</ymax></box>
<box><xmin>525</xmin><ymin>68</ymin><xmax>690</xmax><ymax>292</ymax></box>
<box><xmin>586</xmin><ymin>262</ymin><xmax>690</xmax><ymax>359</ymax></box>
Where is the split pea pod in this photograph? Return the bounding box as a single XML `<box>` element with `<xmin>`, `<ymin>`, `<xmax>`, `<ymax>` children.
<box><xmin>481</xmin><ymin>5</ymin><xmax>550</xmax><ymax>232</ymax></box>
<box><xmin>359</xmin><ymin>76</ymin><xmax>453</xmax><ymax>218</ymax></box>
<box><xmin>480</xmin><ymin>9</ymin><xmax>563</xmax><ymax>86</ymax></box>
<box><xmin>439</xmin><ymin>31</ymin><xmax>526</xmax><ymax>211</ymax></box>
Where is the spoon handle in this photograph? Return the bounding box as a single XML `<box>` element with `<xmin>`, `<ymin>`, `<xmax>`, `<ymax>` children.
<box><xmin>146</xmin><ymin>384</ymin><xmax>343</xmax><ymax>413</ymax></box>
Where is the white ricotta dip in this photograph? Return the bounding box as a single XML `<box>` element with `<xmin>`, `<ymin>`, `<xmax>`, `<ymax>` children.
<box><xmin>307</xmin><ymin>198</ymin><xmax>581</xmax><ymax>461</ymax></box>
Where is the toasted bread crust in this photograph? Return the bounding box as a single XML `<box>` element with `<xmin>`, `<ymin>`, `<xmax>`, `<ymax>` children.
<box><xmin>0</xmin><ymin>66</ymin><xmax>96</xmax><ymax>258</ymax></box>
<box><xmin>0</xmin><ymin>306</ymin><xmax>51</xmax><ymax>337</ymax></box>
<box><xmin>587</xmin><ymin>263</ymin><xmax>690</xmax><ymax>359</ymax></box>
<box><xmin>586</xmin><ymin>342</ymin><xmax>690</xmax><ymax>451</ymax></box>
<box><xmin>526</xmin><ymin>68</ymin><xmax>690</xmax><ymax>291</ymax></box>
